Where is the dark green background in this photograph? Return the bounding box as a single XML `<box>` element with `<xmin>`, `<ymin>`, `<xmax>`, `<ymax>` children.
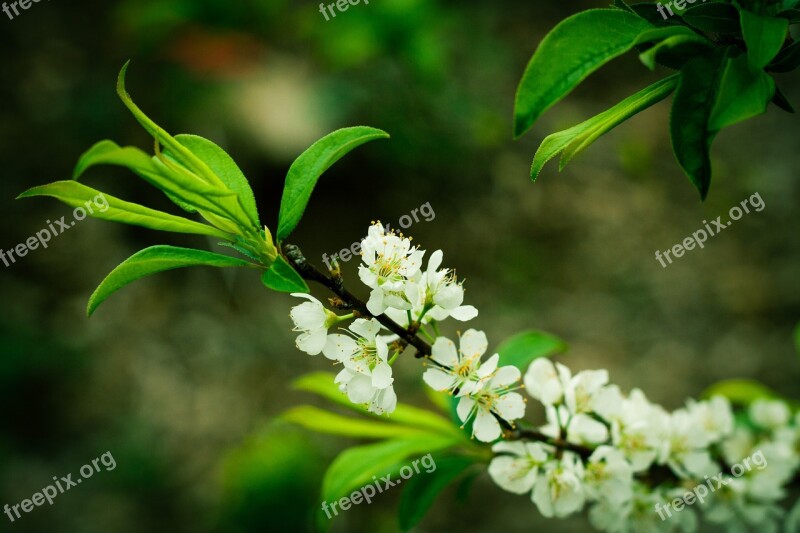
<box><xmin>0</xmin><ymin>0</ymin><xmax>798</xmax><ymax>531</ymax></box>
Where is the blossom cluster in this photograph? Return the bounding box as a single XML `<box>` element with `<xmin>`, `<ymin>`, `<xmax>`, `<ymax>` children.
<box><xmin>287</xmin><ymin>223</ymin><xmax>799</xmax><ymax>531</ymax></box>
<box><xmin>491</xmin><ymin>358</ymin><xmax>800</xmax><ymax>532</ymax></box>
<box><xmin>289</xmin><ymin>223</ymin><xmax>524</xmax><ymax>440</ymax></box>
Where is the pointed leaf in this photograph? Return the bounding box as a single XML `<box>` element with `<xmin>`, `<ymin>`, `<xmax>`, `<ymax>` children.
<box><xmin>116</xmin><ymin>62</ymin><xmax>226</xmax><ymax>190</ymax></box>
<box><xmin>321</xmin><ymin>436</ymin><xmax>461</xmax><ymax>512</ymax></box>
<box><xmin>261</xmin><ymin>255</ymin><xmax>309</xmax><ymax>293</ymax></box>
<box><xmin>292</xmin><ymin>372</ymin><xmax>462</xmax><ymax>438</ymax></box>
<box><xmin>669</xmin><ymin>49</ymin><xmax>728</xmax><ymax>199</ymax></box>
<box><xmin>740</xmin><ymin>9</ymin><xmax>789</xmax><ymax>70</ymax></box>
<box><xmin>398</xmin><ymin>455</ymin><xmax>477</xmax><ymax>531</ymax></box>
<box><xmin>282</xmin><ymin>406</ymin><xmax>434</xmax><ymax>439</ymax></box>
<box><xmin>710</xmin><ymin>53</ymin><xmax>776</xmax><ymax>131</ymax></box>
<box><xmin>683</xmin><ymin>3</ymin><xmax>742</xmax><ymax>34</ymax></box>
<box><xmin>772</xmin><ymin>84</ymin><xmax>796</xmax><ymax>113</ymax></box>
<box><xmin>17</xmin><ymin>181</ymin><xmax>232</xmax><ymax>239</ymax></box>
<box><xmin>496</xmin><ymin>330</ymin><xmax>568</xmax><ymax>372</ymax></box>
<box><xmin>87</xmin><ymin>245</ymin><xmax>254</xmax><ymax>316</ymax></box>
<box><xmin>514</xmin><ymin>9</ymin><xmax>695</xmax><ymax>137</ymax></box>
<box><xmin>277</xmin><ymin>127</ymin><xmax>389</xmax><ymax>240</ymax></box>
<box><xmin>639</xmin><ymin>35</ymin><xmax>713</xmax><ymax>70</ymax></box>
<box><xmin>531</xmin><ymin>75</ymin><xmax>678</xmax><ymax>179</ymax></box>
<box><xmin>174</xmin><ymin>134</ymin><xmax>261</xmax><ymax>228</ymax></box>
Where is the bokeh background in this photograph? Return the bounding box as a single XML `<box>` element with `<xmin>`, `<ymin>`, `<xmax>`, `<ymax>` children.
<box><xmin>0</xmin><ymin>0</ymin><xmax>798</xmax><ymax>531</ymax></box>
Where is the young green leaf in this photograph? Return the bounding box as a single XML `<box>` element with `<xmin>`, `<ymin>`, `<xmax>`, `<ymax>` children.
<box><xmin>116</xmin><ymin>62</ymin><xmax>226</xmax><ymax>190</ymax></box>
<box><xmin>495</xmin><ymin>330</ymin><xmax>568</xmax><ymax>372</ymax></box>
<box><xmin>261</xmin><ymin>255</ymin><xmax>309</xmax><ymax>293</ymax></box>
<box><xmin>17</xmin><ymin>181</ymin><xmax>233</xmax><ymax>240</ymax></box>
<box><xmin>669</xmin><ymin>49</ymin><xmax>728</xmax><ymax>199</ymax></box>
<box><xmin>702</xmin><ymin>379</ymin><xmax>784</xmax><ymax>406</ymax></box>
<box><xmin>740</xmin><ymin>9</ymin><xmax>789</xmax><ymax>70</ymax></box>
<box><xmin>398</xmin><ymin>455</ymin><xmax>477</xmax><ymax>531</ymax></box>
<box><xmin>276</xmin><ymin>126</ymin><xmax>389</xmax><ymax>241</ymax></box>
<box><xmin>282</xmin><ymin>406</ymin><xmax>433</xmax><ymax>439</ymax></box>
<box><xmin>710</xmin><ymin>53</ymin><xmax>776</xmax><ymax>131</ymax></box>
<box><xmin>293</xmin><ymin>372</ymin><xmax>463</xmax><ymax>438</ymax></box>
<box><xmin>321</xmin><ymin>436</ymin><xmax>461</xmax><ymax>513</ymax></box>
<box><xmin>639</xmin><ymin>35</ymin><xmax>714</xmax><ymax>70</ymax></box>
<box><xmin>682</xmin><ymin>3</ymin><xmax>742</xmax><ymax>34</ymax></box>
<box><xmin>531</xmin><ymin>75</ymin><xmax>678</xmax><ymax>179</ymax></box>
<box><xmin>87</xmin><ymin>245</ymin><xmax>254</xmax><ymax>316</ymax></box>
<box><xmin>173</xmin><ymin>134</ymin><xmax>261</xmax><ymax>228</ymax></box>
<box><xmin>513</xmin><ymin>9</ymin><xmax>695</xmax><ymax>138</ymax></box>
<box><xmin>73</xmin><ymin>140</ymin><xmax>238</xmax><ymax>223</ymax></box>
<box><xmin>768</xmin><ymin>40</ymin><xmax>800</xmax><ymax>72</ymax></box>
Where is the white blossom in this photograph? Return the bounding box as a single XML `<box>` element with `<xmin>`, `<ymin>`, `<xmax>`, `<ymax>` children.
<box><xmin>532</xmin><ymin>452</ymin><xmax>586</xmax><ymax>518</ymax></box>
<box><xmin>488</xmin><ymin>441</ymin><xmax>551</xmax><ymax>494</ymax></box>
<box><xmin>422</xmin><ymin>329</ymin><xmax>489</xmax><ymax>396</ymax></box>
<box><xmin>289</xmin><ymin>293</ymin><xmax>339</xmax><ymax>356</ymax></box>
<box><xmin>358</xmin><ymin>223</ymin><xmax>424</xmax><ymax>315</ymax></box>
<box><xmin>323</xmin><ymin>318</ymin><xmax>393</xmax><ymax>389</ymax></box>
<box><xmin>749</xmin><ymin>399</ymin><xmax>791</xmax><ymax>430</ymax></box>
<box><xmin>457</xmin><ymin>361</ymin><xmax>525</xmax><ymax>442</ymax></box>
<box><xmin>335</xmin><ymin>368</ymin><xmax>397</xmax><ymax>415</ymax></box>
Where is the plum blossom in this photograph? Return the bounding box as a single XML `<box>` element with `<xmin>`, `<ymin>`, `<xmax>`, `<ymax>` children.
<box><xmin>335</xmin><ymin>368</ymin><xmax>397</xmax><ymax>415</ymax></box>
<box><xmin>323</xmin><ymin>318</ymin><xmax>393</xmax><ymax>389</ymax></box>
<box><xmin>532</xmin><ymin>452</ymin><xmax>586</xmax><ymax>518</ymax></box>
<box><xmin>289</xmin><ymin>293</ymin><xmax>341</xmax><ymax>356</ymax></box>
<box><xmin>422</xmin><ymin>329</ymin><xmax>490</xmax><ymax>396</ymax></box>
<box><xmin>488</xmin><ymin>441</ymin><xmax>551</xmax><ymax>494</ymax></box>
<box><xmin>457</xmin><ymin>361</ymin><xmax>526</xmax><ymax>442</ymax></box>
<box><xmin>358</xmin><ymin>223</ymin><xmax>424</xmax><ymax>315</ymax></box>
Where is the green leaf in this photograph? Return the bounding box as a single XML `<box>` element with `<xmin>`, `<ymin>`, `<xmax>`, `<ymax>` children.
<box><xmin>531</xmin><ymin>75</ymin><xmax>678</xmax><ymax>179</ymax></box>
<box><xmin>639</xmin><ymin>35</ymin><xmax>714</xmax><ymax>70</ymax></box>
<box><xmin>683</xmin><ymin>3</ymin><xmax>742</xmax><ymax>33</ymax></box>
<box><xmin>276</xmin><ymin>127</ymin><xmax>389</xmax><ymax>241</ymax></box>
<box><xmin>514</xmin><ymin>9</ymin><xmax>695</xmax><ymax>137</ymax></box>
<box><xmin>73</xmin><ymin>140</ymin><xmax>239</xmax><ymax>224</ymax></box>
<box><xmin>740</xmin><ymin>9</ymin><xmax>789</xmax><ymax>70</ymax></box>
<box><xmin>669</xmin><ymin>49</ymin><xmax>728</xmax><ymax>199</ymax></box>
<box><xmin>261</xmin><ymin>255</ymin><xmax>309</xmax><ymax>293</ymax></box>
<box><xmin>710</xmin><ymin>53</ymin><xmax>776</xmax><ymax>131</ymax></box>
<box><xmin>282</xmin><ymin>406</ymin><xmax>434</xmax><ymax>439</ymax></box>
<box><xmin>174</xmin><ymin>134</ymin><xmax>261</xmax><ymax>228</ymax></box>
<box><xmin>116</xmin><ymin>62</ymin><xmax>227</xmax><ymax>190</ymax></box>
<box><xmin>293</xmin><ymin>372</ymin><xmax>462</xmax><ymax>438</ymax></box>
<box><xmin>87</xmin><ymin>245</ymin><xmax>253</xmax><ymax>316</ymax></box>
<box><xmin>778</xmin><ymin>8</ymin><xmax>800</xmax><ymax>23</ymax></box>
<box><xmin>703</xmin><ymin>379</ymin><xmax>783</xmax><ymax>406</ymax></box>
<box><xmin>768</xmin><ymin>40</ymin><xmax>800</xmax><ymax>72</ymax></box>
<box><xmin>398</xmin><ymin>455</ymin><xmax>477</xmax><ymax>531</ymax></box>
<box><xmin>613</xmin><ymin>0</ymin><xmax>636</xmax><ymax>14</ymax></box>
<box><xmin>496</xmin><ymin>330</ymin><xmax>568</xmax><ymax>372</ymax></box>
<box><xmin>321</xmin><ymin>436</ymin><xmax>460</xmax><ymax>511</ymax></box>
<box><xmin>17</xmin><ymin>181</ymin><xmax>232</xmax><ymax>239</ymax></box>
<box><xmin>772</xmin><ymin>84</ymin><xmax>796</xmax><ymax>113</ymax></box>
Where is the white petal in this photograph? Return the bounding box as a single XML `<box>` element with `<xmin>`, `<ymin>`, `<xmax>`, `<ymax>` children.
<box><xmin>371</xmin><ymin>360</ymin><xmax>394</xmax><ymax>389</ymax></box>
<box><xmin>345</xmin><ymin>374</ymin><xmax>376</xmax><ymax>404</ymax></box>
<box><xmin>431</xmin><ymin>337</ymin><xmax>459</xmax><ymax>367</ymax></box>
<box><xmin>488</xmin><ymin>456</ymin><xmax>538</xmax><ymax>494</ymax></box>
<box><xmin>322</xmin><ymin>334</ymin><xmax>357</xmax><ymax>361</ymax></box>
<box><xmin>472</xmin><ymin>408</ymin><xmax>502</xmax><ymax>442</ymax></box>
<box><xmin>434</xmin><ymin>284</ymin><xmax>463</xmax><ymax>310</ymax></box>
<box><xmin>296</xmin><ymin>329</ymin><xmax>328</xmax><ymax>355</ymax></box>
<box><xmin>477</xmin><ymin>353</ymin><xmax>500</xmax><ymax>379</ymax></box>
<box><xmin>366</xmin><ymin>290</ymin><xmax>387</xmax><ymax>315</ymax></box>
<box><xmin>449</xmin><ymin>305</ymin><xmax>478</xmax><ymax>321</ymax></box>
<box><xmin>427</xmin><ymin>249</ymin><xmax>443</xmax><ymax>275</ymax></box>
<box><xmin>459</xmin><ymin>329</ymin><xmax>488</xmax><ymax>358</ymax></box>
<box><xmin>350</xmin><ymin>318</ymin><xmax>382</xmax><ymax>340</ymax></box>
<box><xmin>495</xmin><ymin>392</ymin><xmax>526</xmax><ymax>421</ymax></box>
<box><xmin>491</xmin><ymin>365</ymin><xmax>521</xmax><ymax>388</ymax></box>
<box><xmin>456</xmin><ymin>396</ymin><xmax>475</xmax><ymax>424</ymax></box>
<box><xmin>423</xmin><ymin>368</ymin><xmax>457</xmax><ymax>392</ymax></box>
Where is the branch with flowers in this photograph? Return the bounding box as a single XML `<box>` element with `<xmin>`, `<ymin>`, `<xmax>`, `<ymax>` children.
<box><xmin>18</xmin><ymin>64</ymin><xmax>800</xmax><ymax>532</ymax></box>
